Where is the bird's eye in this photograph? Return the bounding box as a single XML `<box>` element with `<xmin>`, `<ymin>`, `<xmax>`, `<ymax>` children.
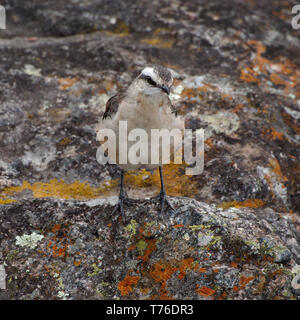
<box><xmin>146</xmin><ymin>76</ymin><xmax>157</xmax><ymax>86</ymax></box>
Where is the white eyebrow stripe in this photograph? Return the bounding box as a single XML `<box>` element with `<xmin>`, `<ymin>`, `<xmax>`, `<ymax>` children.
<box><xmin>141</xmin><ymin>67</ymin><xmax>156</xmax><ymax>79</ymax></box>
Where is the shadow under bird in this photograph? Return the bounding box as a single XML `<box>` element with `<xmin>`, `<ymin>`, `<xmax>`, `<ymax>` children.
<box><xmin>97</xmin><ymin>65</ymin><xmax>184</xmax><ymax>222</ymax></box>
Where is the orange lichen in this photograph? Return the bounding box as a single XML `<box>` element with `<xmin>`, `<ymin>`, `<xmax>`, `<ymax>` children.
<box><xmin>263</xmin><ymin>127</ymin><xmax>285</xmax><ymax>141</ymax></box>
<box><xmin>128</xmin><ymin>244</ymin><xmax>136</xmax><ymax>252</ymax></box>
<box><xmin>269</xmin><ymin>73</ymin><xmax>286</xmax><ymax>86</ymax></box>
<box><xmin>269</xmin><ymin>158</ymin><xmax>288</xmax><ymax>182</ymax></box>
<box><xmin>178</xmin><ymin>257</ymin><xmax>195</xmax><ymax>280</ymax></box>
<box><xmin>52</xmin><ymin>224</ymin><xmax>61</xmax><ymax>233</ymax></box>
<box><xmin>239</xmin><ymin>275</ymin><xmax>254</xmax><ymax>289</ymax></box>
<box><xmin>240</xmin><ymin>66</ymin><xmax>260</xmax><ymax>84</ymax></box>
<box><xmin>232</xmin><ymin>275</ymin><xmax>255</xmax><ymax>293</ymax></box>
<box><xmin>58</xmin><ymin>77</ymin><xmax>78</xmax><ymax>90</ymax></box>
<box><xmin>139</xmin><ymin>287</ymin><xmax>150</xmax><ymax>295</ymax></box>
<box><xmin>240</xmin><ymin>40</ymin><xmax>300</xmax><ymax>99</ymax></box>
<box><xmin>232</xmin><ymin>103</ymin><xmax>244</xmax><ymax>113</ymax></box>
<box><xmin>282</xmin><ymin>111</ymin><xmax>300</xmax><ymax>135</ymax></box>
<box><xmin>181</xmin><ymin>86</ymin><xmax>210</xmax><ymax>100</ymax></box>
<box><xmin>118</xmin><ymin>275</ymin><xmax>140</xmax><ymax>296</ymax></box>
<box><xmin>102</xmin><ymin>80</ymin><xmax>115</xmax><ymax>92</ymax></box>
<box><xmin>196</xmin><ymin>285</ymin><xmax>215</xmax><ymax>298</ymax></box>
<box><xmin>173</xmin><ymin>224</ymin><xmax>184</xmax><ymax>228</ymax></box>
<box><xmin>44</xmin><ymin>223</ymin><xmax>72</xmax><ymax>259</ymax></box>
<box><xmin>149</xmin><ymin>261</ymin><xmax>177</xmax><ymax>289</ymax></box>
<box><xmin>74</xmin><ymin>260</ymin><xmax>81</xmax><ymax>266</ymax></box>
<box><xmin>221</xmin><ymin>93</ymin><xmax>233</xmax><ymax>101</ymax></box>
<box><xmin>205</xmin><ymin>138</ymin><xmax>214</xmax><ymax>148</ymax></box>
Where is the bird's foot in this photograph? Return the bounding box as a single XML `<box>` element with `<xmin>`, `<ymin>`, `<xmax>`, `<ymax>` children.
<box><xmin>153</xmin><ymin>190</ymin><xmax>176</xmax><ymax>215</ymax></box>
<box><xmin>113</xmin><ymin>192</ymin><xmax>134</xmax><ymax>224</ymax></box>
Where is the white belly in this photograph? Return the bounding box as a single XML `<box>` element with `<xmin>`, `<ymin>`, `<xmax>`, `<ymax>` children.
<box><xmin>97</xmin><ymin>92</ymin><xmax>184</xmax><ymax>171</ymax></box>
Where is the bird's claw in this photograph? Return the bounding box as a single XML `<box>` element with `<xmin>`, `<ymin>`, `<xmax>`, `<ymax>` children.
<box><xmin>153</xmin><ymin>191</ymin><xmax>176</xmax><ymax>215</ymax></box>
<box><xmin>113</xmin><ymin>192</ymin><xmax>134</xmax><ymax>224</ymax></box>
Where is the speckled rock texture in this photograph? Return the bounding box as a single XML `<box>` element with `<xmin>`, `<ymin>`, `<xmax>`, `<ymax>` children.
<box><xmin>0</xmin><ymin>0</ymin><xmax>299</xmax><ymax>300</ymax></box>
<box><xmin>0</xmin><ymin>197</ymin><xmax>299</xmax><ymax>300</ymax></box>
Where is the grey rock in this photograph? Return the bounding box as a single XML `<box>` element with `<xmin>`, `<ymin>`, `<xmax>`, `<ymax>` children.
<box><xmin>0</xmin><ymin>197</ymin><xmax>298</xmax><ymax>300</ymax></box>
<box><xmin>0</xmin><ymin>0</ymin><xmax>299</xmax><ymax>300</ymax></box>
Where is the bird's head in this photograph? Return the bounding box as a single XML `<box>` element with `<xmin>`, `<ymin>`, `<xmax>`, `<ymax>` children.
<box><xmin>138</xmin><ymin>65</ymin><xmax>173</xmax><ymax>96</ymax></box>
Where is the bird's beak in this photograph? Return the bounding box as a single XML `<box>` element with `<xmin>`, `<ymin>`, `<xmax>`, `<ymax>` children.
<box><xmin>160</xmin><ymin>84</ymin><xmax>170</xmax><ymax>95</ymax></box>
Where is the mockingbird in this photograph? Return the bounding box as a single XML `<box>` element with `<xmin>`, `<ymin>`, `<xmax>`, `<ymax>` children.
<box><xmin>98</xmin><ymin>65</ymin><xmax>184</xmax><ymax>222</ymax></box>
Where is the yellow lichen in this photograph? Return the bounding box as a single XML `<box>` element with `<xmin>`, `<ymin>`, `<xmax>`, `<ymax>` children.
<box><xmin>220</xmin><ymin>199</ymin><xmax>265</xmax><ymax>209</ymax></box>
<box><xmin>125</xmin><ymin>163</ymin><xmax>198</xmax><ymax>197</ymax></box>
<box><xmin>58</xmin><ymin>137</ymin><xmax>72</xmax><ymax>145</ymax></box>
<box><xmin>141</xmin><ymin>28</ymin><xmax>175</xmax><ymax>48</ymax></box>
<box><xmin>0</xmin><ymin>198</ymin><xmax>17</xmax><ymax>205</ymax></box>
<box><xmin>0</xmin><ymin>162</ymin><xmax>197</xmax><ymax>201</ymax></box>
<box><xmin>0</xmin><ymin>179</ymin><xmax>118</xmax><ymax>200</ymax></box>
<box><xmin>105</xmin><ymin>21</ymin><xmax>130</xmax><ymax>37</ymax></box>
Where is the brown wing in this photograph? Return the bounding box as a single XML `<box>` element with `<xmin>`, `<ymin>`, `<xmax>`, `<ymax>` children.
<box><xmin>102</xmin><ymin>92</ymin><xmax>126</xmax><ymax>120</ymax></box>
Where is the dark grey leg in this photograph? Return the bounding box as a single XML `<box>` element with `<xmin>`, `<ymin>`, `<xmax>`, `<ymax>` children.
<box><xmin>113</xmin><ymin>169</ymin><xmax>127</xmax><ymax>223</ymax></box>
<box><xmin>119</xmin><ymin>169</ymin><xmax>126</xmax><ymax>223</ymax></box>
<box><xmin>158</xmin><ymin>165</ymin><xmax>175</xmax><ymax>214</ymax></box>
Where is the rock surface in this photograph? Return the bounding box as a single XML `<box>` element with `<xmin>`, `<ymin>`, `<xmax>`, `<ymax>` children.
<box><xmin>0</xmin><ymin>0</ymin><xmax>299</xmax><ymax>299</ymax></box>
<box><xmin>0</xmin><ymin>197</ymin><xmax>299</xmax><ymax>300</ymax></box>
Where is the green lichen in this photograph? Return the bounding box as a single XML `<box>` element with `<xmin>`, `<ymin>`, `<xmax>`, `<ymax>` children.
<box><xmin>6</xmin><ymin>249</ymin><xmax>19</xmax><ymax>262</ymax></box>
<box><xmin>96</xmin><ymin>281</ymin><xmax>110</xmax><ymax>297</ymax></box>
<box><xmin>136</xmin><ymin>240</ymin><xmax>147</xmax><ymax>255</ymax></box>
<box><xmin>124</xmin><ymin>219</ymin><xmax>138</xmax><ymax>238</ymax></box>
<box><xmin>208</xmin><ymin>235</ymin><xmax>222</xmax><ymax>247</ymax></box>
<box><xmin>126</xmin><ymin>259</ymin><xmax>139</xmax><ymax>269</ymax></box>
<box><xmin>189</xmin><ymin>225</ymin><xmax>206</xmax><ymax>231</ymax></box>
<box><xmin>144</xmin><ymin>221</ymin><xmax>155</xmax><ymax>233</ymax></box>
<box><xmin>57</xmin><ymin>277</ymin><xmax>64</xmax><ymax>289</ymax></box>
<box><xmin>57</xmin><ymin>290</ymin><xmax>69</xmax><ymax>300</ymax></box>
<box><xmin>15</xmin><ymin>232</ymin><xmax>44</xmax><ymax>249</ymax></box>
<box><xmin>87</xmin><ymin>263</ymin><xmax>102</xmax><ymax>277</ymax></box>
<box><xmin>244</xmin><ymin>239</ymin><xmax>260</xmax><ymax>251</ymax></box>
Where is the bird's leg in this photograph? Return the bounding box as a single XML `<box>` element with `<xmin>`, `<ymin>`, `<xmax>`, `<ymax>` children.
<box><xmin>113</xmin><ymin>169</ymin><xmax>134</xmax><ymax>223</ymax></box>
<box><xmin>113</xmin><ymin>169</ymin><xmax>126</xmax><ymax>223</ymax></box>
<box><xmin>158</xmin><ymin>165</ymin><xmax>176</xmax><ymax>214</ymax></box>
